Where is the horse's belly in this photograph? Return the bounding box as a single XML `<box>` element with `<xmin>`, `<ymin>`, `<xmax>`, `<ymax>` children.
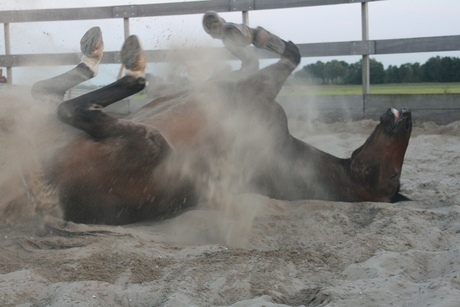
<box><xmin>48</xmin><ymin>137</ymin><xmax>192</xmax><ymax>224</ymax></box>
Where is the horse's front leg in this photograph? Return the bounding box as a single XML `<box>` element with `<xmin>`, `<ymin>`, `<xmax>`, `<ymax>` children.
<box><xmin>50</xmin><ymin>35</ymin><xmax>176</xmax><ymax>224</ymax></box>
<box><xmin>56</xmin><ymin>35</ymin><xmax>147</xmax><ymax>140</ymax></box>
<box><xmin>31</xmin><ymin>27</ymin><xmax>104</xmax><ymax>104</ymax></box>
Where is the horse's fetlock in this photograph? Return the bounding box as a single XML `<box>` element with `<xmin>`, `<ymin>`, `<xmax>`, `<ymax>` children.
<box><xmin>283</xmin><ymin>41</ymin><xmax>301</xmax><ymax>66</ymax></box>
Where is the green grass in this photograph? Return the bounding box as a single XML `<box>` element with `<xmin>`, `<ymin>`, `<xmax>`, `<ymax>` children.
<box><xmin>280</xmin><ymin>83</ymin><xmax>460</xmax><ymax>96</ymax></box>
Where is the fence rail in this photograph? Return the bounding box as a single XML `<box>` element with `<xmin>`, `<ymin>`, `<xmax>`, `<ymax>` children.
<box><xmin>0</xmin><ymin>0</ymin><xmax>381</xmax><ymax>23</ymax></box>
<box><xmin>2</xmin><ymin>34</ymin><xmax>459</xmax><ymax>68</ymax></box>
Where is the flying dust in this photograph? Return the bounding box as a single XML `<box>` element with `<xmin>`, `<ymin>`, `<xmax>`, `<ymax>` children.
<box><xmin>0</xmin><ymin>35</ymin><xmax>328</xmax><ymax>247</ymax></box>
<box><xmin>0</xmin><ymin>86</ymin><xmax>66</xmax><ymax>229</ymax></box>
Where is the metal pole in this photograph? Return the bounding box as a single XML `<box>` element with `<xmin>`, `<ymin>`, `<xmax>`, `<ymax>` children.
<box><xmin>123</xmin><ymin>17</ymin><xmax>130</xmax><ymax>39</ymax></box>
<box><xmin>242</xmin><ymin>11</ymin><xmax>249</xmax><ymax>26</ymax></box>
<box><xmin>361</xmin><ymin>2</ymin><xmax>370</xmax><ymax>95</ymax></box>
<box><xmin>4</xmin><ymin>23</ymin><xmax>12</xmax><ymax>85</ymax></box>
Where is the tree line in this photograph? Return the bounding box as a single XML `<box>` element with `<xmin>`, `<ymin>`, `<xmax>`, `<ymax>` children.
<box><xmin>293</xmin><ymin>56</ymin><xmax>460</xmax><ymax>85</ymax></box>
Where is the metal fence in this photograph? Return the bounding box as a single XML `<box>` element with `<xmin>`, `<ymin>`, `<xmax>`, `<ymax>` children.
<box><xmin>1</xmin><ymin>0</ymin><xmax>460</xmax><ymax>121</ymax></box>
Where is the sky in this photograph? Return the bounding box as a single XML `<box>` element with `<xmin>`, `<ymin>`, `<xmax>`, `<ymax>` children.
<box><xmin>1</xmin><ymin>0</ymin><xmax>459</xmax><ymax>85</ymax></box>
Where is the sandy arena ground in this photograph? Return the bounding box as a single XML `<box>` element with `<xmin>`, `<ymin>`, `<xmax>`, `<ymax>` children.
<box><xmin>1</xmin><ymin>88</ymin><xmax>460</xmax><ymax>306</ymax></box>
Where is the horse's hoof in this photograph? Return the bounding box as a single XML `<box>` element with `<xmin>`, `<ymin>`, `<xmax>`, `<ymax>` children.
<box><xmin>80</xmin><ymin>27</ymin><xmax>104</xmax><ymax>60</ymax></box>
<box><xmin>203</xmin><ymin>11</ymin><xmax>226</xmax><ymax>39</ymax></box>
<box><xmin>223</xmin><ymin>23</ymin><xmax>253</xmax><ymax>47</ymax></box>
<box><xmin>121</xmin><ymin>35</ymin><xmax>146</xmax><ymax>73</ymax></box>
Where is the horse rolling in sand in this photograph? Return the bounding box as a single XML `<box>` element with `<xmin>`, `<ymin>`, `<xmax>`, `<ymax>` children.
<box><xmin>31</xmin><ymin>12</ymin><xmax>412</xmax><ymax>225</ymax></box>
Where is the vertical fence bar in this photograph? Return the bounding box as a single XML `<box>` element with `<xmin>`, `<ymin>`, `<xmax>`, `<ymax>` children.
<box><xmin>123</xmin><ymin>17</ymin><xmax>131</xmax><ymax>110</ymax></box>
<box><xmin>242</xmin><ymin>10</ymin><xmax>249</xmax><ymax>26</ymax></box>
<box><xmin>361</xmin><ymin>2</ymin><xmax>370</xmax><ymax>94</ymax></box>
<box><xmin>123</xmin><ymin>17</ymin><xmax>130</xmax><ymax>39</ymax></box>
<box><xmin>4</xmin><ymin>23</ymin><xmax>12</xmax><ymax>85</ymax></box>
<box><xmin>361</xmin><ymin>2</ymin><xmax>370</xmax><ymax>117</ymax></box>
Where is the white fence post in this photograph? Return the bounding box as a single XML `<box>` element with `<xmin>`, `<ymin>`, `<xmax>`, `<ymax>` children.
<box><xmin>3</xmin><ymin>22</ymin><xmax>12</xmax><ymax>85</ymax></box>
<box><xmin>361</xmin><ymin>2</ymin><xmax>370</xmax><ymax>95</ymax></box>
<box><xmin>123</xmin><ymin>17</ymin><xmax>130</xmax><ymax>39</ymax></box>
<box><xmin>242</xmin><ymin>10</ymin><xmax>249</xmax><ymax>26</ymax></box>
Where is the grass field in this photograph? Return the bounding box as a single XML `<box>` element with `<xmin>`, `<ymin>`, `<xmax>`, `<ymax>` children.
<box><xmin>129</xmin><ymin>82</ymin><xmax>460</xmax><ymax>99</ymax></box>
<box><xmin>280</xmin><ymin>82</ymin><xmax>460</xmax><ymax>96</ymax></box>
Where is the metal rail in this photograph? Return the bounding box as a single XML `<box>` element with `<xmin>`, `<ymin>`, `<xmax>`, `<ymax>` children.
<box><xmin>0</xmin><ymin>0</ymin><xmax>382</xmax><ymax>23</ymax></box>
<box><xmin>2</xmin><ymin>35</ymin><xmax>459</xmax><ymax>67</ymax></box>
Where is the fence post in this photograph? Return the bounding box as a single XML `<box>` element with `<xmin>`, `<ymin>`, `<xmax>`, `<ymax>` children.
<box><xmin>361</xmin><ymin>2</ymin><xmax>370</xmax><ymax>118</ymax></box>
<box><xmin>123</xmin><ymin>17</ymin><xmax>130</xmax><ymax>38</ymax></box>
<box><xmin>3</xmin><ymin>23</ymin><xmax>12</xmax><ymax>85</ymax></box>
<box><xmin>242</xmin><ymin>11</ymin><xmax>249</xmax><ymax>26</ymax></box>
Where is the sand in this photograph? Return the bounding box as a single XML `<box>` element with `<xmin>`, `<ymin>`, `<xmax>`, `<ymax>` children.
<box><xmin>1</xmin><ymin>90</ymin><xmax>460</xmax><ymax>306</ymax></box>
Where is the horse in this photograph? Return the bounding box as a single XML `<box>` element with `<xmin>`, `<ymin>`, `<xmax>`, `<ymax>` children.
<box><xmin>30</xmin><ymin>12</ymin><xmax>412</xmax><ymax>225</ymax></box>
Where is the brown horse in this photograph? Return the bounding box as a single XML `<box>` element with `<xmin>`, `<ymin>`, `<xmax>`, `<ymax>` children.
<box><xmin>32</xmin><ymin>12</ymin><xmax>412</xmax><ymax>225</ymax></box>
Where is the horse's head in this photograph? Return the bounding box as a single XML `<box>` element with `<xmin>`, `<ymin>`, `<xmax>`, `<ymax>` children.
<box><xmin>350</xmin><ymin>108</ymin><xmax>412</xmax><ymax>202</ymax></box>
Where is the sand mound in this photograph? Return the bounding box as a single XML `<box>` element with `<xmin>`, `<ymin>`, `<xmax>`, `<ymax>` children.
<box><xmin>1</xmin><ymin>90</ymin><xmax>459</xmax><ymax>306</ymax></box>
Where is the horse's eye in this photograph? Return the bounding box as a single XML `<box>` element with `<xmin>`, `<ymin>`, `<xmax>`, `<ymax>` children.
<box><xmin>388</xmin><ymin>172</ymin><xmax>399</xmax><ymax>181</ymax></box>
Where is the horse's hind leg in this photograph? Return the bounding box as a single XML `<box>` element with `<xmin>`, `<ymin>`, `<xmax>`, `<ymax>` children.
<box><xmin>203</xmin><ymin>11</ymin><xmax>259</xmax><ymax>78</ymax></box>
<box><xmin>230</xmin><ymin>25</ymin><xmax>300</xmax><ymax>101</ymax></box>
<box><xmin>31</xmin><ymin>27</ymin><xmax>104</xmax><ymax>103</ymax></box>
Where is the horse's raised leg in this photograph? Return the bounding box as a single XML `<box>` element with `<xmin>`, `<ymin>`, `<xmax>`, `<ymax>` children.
<box><xmin>56</xmin><ymin>35</ymin><xmax>150</xmax><ymax>140</ymax></box>
<box><xmin>229</xmin><ymin>25</ymin><xmax>300</xmax><ymax>101</ymax></box>
<box><xmin>52</xmin><ymin>35</ymin><xmax>173</xmax><ymax>224</ymax></box>
<box><xmin>203</xmin><ymin>11</ymin><xmax>259</xmax><ymax>77</ymax></box>
<box><xmin>221</xmin><ymin>21</ymin><xmax>301</xmax><ymax>145</ymax></box>
<box><xmin>31</xmin><ymin>27</ymin><xmax>104</xmax><ymax>103</ymax></box>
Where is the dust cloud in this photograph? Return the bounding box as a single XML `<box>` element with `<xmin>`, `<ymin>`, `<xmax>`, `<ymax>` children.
<box><xmin>0</xmin><ymin>40</ymin><xmax>320</xmax><ymax>248</ymax></box>
<box><xmin>1</xmin><ymin>37</ymin><xmax>322</xmax><ymax>248</ymax></box>
<box><xmin>143</xmin><ymin>45</ymin><xmax>301</xmax><ymax>247</ymax></box>
<box><xmin>0</xmin><ymin>86</ymin><xmax>67</xmax><ymax>229</ymax></box>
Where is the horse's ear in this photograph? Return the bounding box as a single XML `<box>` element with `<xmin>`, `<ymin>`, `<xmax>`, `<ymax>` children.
<box><xmin>390</xmin><ymin>193</ymin><xmax>411</xmax><ymax>203</ymax></box>
<box><xmin>390</xmin><ymin>184</ymin><xmax>411</xmax><ymax>203</ymax></box>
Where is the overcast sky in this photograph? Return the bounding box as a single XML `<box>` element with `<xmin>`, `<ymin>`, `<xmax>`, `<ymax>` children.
<box><xmin>1</xmin><ymin>0</ymin><xmax>459</xmax><ymax>85</ymax></box>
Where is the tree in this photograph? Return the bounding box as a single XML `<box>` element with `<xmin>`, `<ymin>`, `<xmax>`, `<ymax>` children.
<box><xmin>399</xmin><ymin>63</ymin><xmax>413</xmax><ymax>83</ymax></box>
<box><xmin>295</xmin><ymin>61</ymin><xmax>326</xmax><ymax>84</ymax></box>
<box><xmin>344</xmin><ymin>61</ymin><xmax>361</xmax><ymax>85</ymax></box>
<box><xmin>410</xmin><ymin>62</ymin><xmax>423</xmax><ymax>83</ymax></box>
<box><xmin>370</xmin><ymin>59</ymin><xmax>385</xmax><ymax>84</ymax></box>
<box><xmin>451</xmin><ymin>58</ymin><xmax>460</xmax><ymax>82</ymax></box>
<box><xmin>422</xmin><ymin>56</ymin><xmax>443</xmax><ymax>82</ymax></box>
<box><xmin>293</xmin><ymin>56</ymin><xmax>460</xmax><ymax>85</ymax></box>
<box><xmin>441</xmin><ymin>57</ymin><xmax>453</xmax><ymax>82</ymax></box>
<box><xmin>324</xmin><ymin>60</ymin><xmax>348</xmax><ymax>84</ymax></box>
<box><xmin>308</xmin><ymin>61</ymin><xmax>326</xmax><ymax>84</ymax></box>
<box><xmin>385</xmin><ymin>65</ymin><xmax>400</xmax><ymax>83</ymax></box>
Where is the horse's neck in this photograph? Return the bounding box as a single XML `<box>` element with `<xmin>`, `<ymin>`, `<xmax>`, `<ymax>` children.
<box><xmin>285</xmin><ymin>136</ymin><xmax>363</xmax><ymax>201</ymax></box>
